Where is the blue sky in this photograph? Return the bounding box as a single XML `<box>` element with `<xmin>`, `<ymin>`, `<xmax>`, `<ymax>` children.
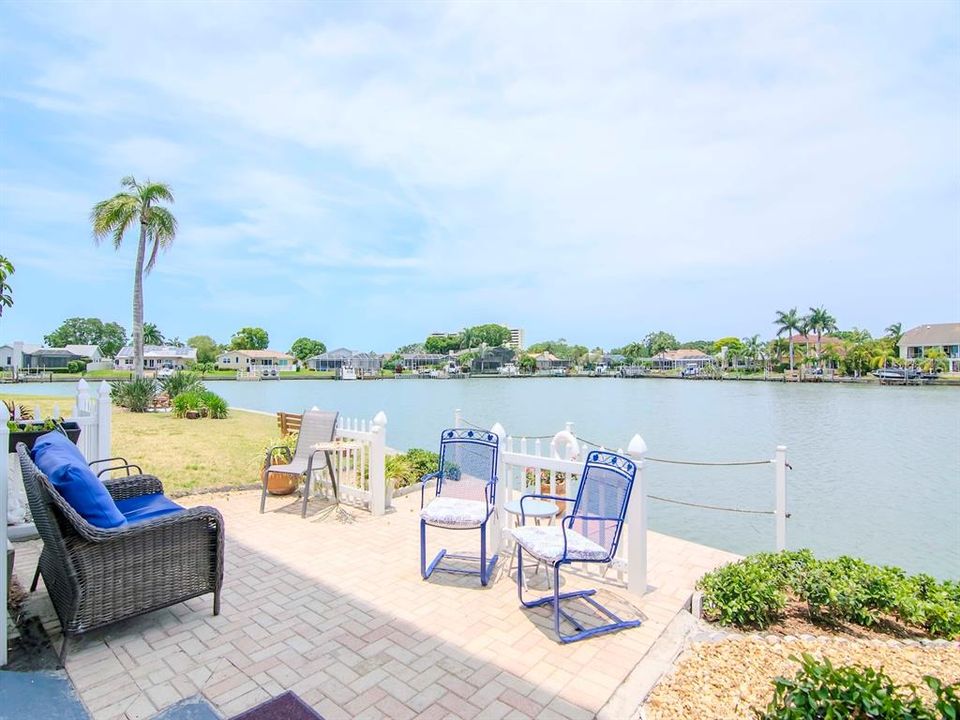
<box><xmin>1</xmin><ymin>1</ymin><xmax>958</xmax><ymax>353</ymax></box>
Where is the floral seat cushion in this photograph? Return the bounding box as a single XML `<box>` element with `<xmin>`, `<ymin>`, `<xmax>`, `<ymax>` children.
<box><xmin>420</xmin><ymin>497</ymin><xmax>489</xmax><ymax>528</ymax></box>
<box><xmin>510</xmin><ymin>525</ymin><xmax>608</xmax><ymax>563</ymax></box>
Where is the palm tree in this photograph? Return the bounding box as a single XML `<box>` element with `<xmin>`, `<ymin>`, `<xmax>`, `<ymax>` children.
<box><xmin>919</xmin><ymin>347</ymin><xmax>948</xmax><ymax>374</ymax></box>
<box><xmin>807</xmin><ymin>306</ymin><xmax>837</xmax><ymax>367</ymax></box>
<box><xmin>742</xmin><ymin>335</ymin><xmax>762</xmax><ymax>370</ymax></box>
<box><xmin>0</xmin><ymin>255</ymin><xmax>13</xmax><ymax>317</ymax></box>
<box><xmin>143</xmin><ymin>323</ymin><xmax>164</xmax><ymax>346</ymax></box>
<box><xmin>885</xmin><ymin>322</ymin><xmax>903</xmax><ymax>356</ymax></box>
<box><xmin>774</xmin><ymin>308</ymin><xmax>802</xmax><ymax>371</ymax></box>
<box><xmin>91</xmin><ymin>177</ymin><xmax>177</xmax><ymax>378</ymax></box>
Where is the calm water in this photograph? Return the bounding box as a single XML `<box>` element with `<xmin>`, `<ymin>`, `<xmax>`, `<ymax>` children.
<box><xmin>7</xmin><ymin>378</ymin><xmax>959</xmax><ymax>578</ymax></box>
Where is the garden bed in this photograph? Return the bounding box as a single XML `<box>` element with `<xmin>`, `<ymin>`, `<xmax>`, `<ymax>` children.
<box><xmin>644</xmin><ymin>636</ymin><xmax>960</xmax><ymax>720</ymax></box>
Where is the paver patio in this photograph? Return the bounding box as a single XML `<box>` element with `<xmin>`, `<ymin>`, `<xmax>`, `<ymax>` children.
<box><xmin>10</xmin><ymin>489</ymin><xmax>737</xmax><ymax>720</ymax></box>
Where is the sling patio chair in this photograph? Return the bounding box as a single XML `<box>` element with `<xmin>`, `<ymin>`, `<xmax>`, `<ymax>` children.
<box><xmin>511</xmin><ymin>449</ymin><xmax>641</xmax><ymax>642</ymax></box>
<box><xmin>260</xmin><ymin>409</ymin><xmax>339</xmax><ymax>518</ymax></box>
<box><xmin>419</xmin><ymin>428</ymin><xmax>499</xmax><ymax>586</ymax></box>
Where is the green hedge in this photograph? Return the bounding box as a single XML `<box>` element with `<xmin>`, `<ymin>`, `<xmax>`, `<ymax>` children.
<box><xmin>697</xmin><ymin>550</ymin><xmax>960</xmax><ymax>639</ymax></box>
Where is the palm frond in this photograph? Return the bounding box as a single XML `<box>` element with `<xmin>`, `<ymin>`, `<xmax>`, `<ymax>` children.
<box><xmin>140</xmin><ymin>181</ymin><xmax>175</xmax><ymax>206</ymax></box>
<box><xmin>143</xmin><ymin>206</ymin><xmax>178</xmax><ymax>273</ymax></box>
<box><xmin>120</xmin><ymin>176</ymin><xmax>140</xmax><ymax>192</ymax></box>
<box><xmin>91</xmin><ymin>194</ymin><xmax>139</xmax><ymax>246</ymax></box>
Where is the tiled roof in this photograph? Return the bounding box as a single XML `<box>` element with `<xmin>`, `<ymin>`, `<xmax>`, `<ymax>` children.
<box><xmin>900</xmin><ymin>323</ymin><xmax>960</xmax><ymax>347</ymax></box>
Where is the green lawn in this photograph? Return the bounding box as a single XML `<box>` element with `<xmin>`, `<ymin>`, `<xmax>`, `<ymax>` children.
<box><xmin>3</xmin><ymin>393</ymin><xmax>279</xmax><ymax>495</ymax></box>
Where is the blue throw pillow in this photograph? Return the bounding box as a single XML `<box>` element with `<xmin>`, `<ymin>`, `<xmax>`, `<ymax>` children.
<box><xmin>31</xmin><ymin>431</ymin><xmax>127</xmax><ymax>529</ymax></box>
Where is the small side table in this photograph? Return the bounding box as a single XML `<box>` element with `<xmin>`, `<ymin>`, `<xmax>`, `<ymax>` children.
<box><xmin>505</xmin><ymin>498</ymin><xmax>558</xmax><ymax>586</ymax></box>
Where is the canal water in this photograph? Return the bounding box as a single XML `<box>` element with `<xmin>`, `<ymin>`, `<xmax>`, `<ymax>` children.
<box><xmin>6</xmin><ymin>377</ymin><xmax>959</xmax><ymax>578</ymax></box>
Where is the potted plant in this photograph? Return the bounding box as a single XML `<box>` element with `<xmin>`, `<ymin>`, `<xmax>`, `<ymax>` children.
<box><xmin>259</xmin><ymin>434</ymin><xmax>299</xmax><ymax>495</ymax></box>
<box><xmin>7</xmin><ymin>418</ymin><xmax>82</xmax><ymax>453</ymax></box>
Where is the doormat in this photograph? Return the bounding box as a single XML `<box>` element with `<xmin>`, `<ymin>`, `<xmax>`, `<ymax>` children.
<box><xmin>229</xmin><ymin>691</ymin><xmax>325</xmax><ymax>720</ymax></box>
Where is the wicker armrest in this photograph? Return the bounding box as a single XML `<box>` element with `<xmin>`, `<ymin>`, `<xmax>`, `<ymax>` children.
<box><xmin>71</xmin><ymin>504</ymin><xmax>223</xmax><ymax>544</ymax></box>
<box><xmin>103</xmin><ymin>474</ymin><xmax>165</xmax><ymax>501</ymax></box>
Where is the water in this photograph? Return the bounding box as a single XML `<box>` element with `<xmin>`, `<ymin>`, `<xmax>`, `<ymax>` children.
<box><xmin>6</xmin><ymin>377</ymin><xmax>959</xmax><ymax>578</ymax></box>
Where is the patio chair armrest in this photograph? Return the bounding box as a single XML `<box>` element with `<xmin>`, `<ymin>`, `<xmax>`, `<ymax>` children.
<box><xmin>103</xmin><ymin>474</ymin><xmax>164</xmax><ymax>501</ymax></box>
<box><xmin>559</xmin><ymin>514</ymin><xmax>623</xmax><ymax>562</ymax></box>
<box><xmin>419</xmin><ymin>472</ymin><xmax>440</xmax><ymax>508</ymax></box>
<box><xmin>264</xmin><ymin>445</ymin><xmax>292</xmax><ymax>468</ymax></box>
<box><xmin>484</xmin><ymin>476</ymin><xmax>498</xmax><ymax>510</ymax></box>
<box><xmin>89</xmin><ymin>457</ymin><xmax>144</xmax><ymax>478</ymax></box>
<box><xmin>73</xmin><ymin>505</ymin><xmax>224</xmax><ymax>544</ymax></box>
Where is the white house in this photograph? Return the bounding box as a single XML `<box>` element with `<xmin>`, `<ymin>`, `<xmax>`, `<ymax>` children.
<box><xmin>899</xmin><ymin>323</ymin><xmax>960</xmax><ymax>373</ymax></box>
<box><xmin>216</xmin><ymin>349</ymin><xmax>295</xmax><ymax>371</ymax></box>
<box><xmin>0</xmin><ymin>341</ymin><xmax>41</xmax><ymax>371</ymax></box>
<box><xmin>115</xmin><ymin>345</ymin><xmax>197</xmax><ymax>371</ymax></box>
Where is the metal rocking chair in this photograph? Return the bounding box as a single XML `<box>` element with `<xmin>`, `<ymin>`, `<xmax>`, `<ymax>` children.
<box><xmin>419</xmin><ymin>428</ymin><xmax>499</xmax><ymax>586</ymax></box>
<box><xmin>512</xmin><ymin>450</ymin><xmax>641</xmax><ymax>642</ymax></box>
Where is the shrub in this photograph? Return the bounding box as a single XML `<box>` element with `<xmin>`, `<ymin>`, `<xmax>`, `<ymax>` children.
<box><xmin>698</xmin><ymin>550</ymin><xmax>960</xmax><ymax>639</ymax></box>
<box><xmin>111</xmin><ymin>378</ymin><xmax>157</xmax><ymax>412</ymax></box>
<box><xmin>405</xmin><ymin>448</ymin><xmax>439</xmax><ymax>478</ymax></box>
<box><xmin>698</xmin><ymin>558</ymin><xmax>788</xmax><ymax>628</ymax></box>
<box><xmin>385</xmin><ymin>448</ymin><xmax>441</xmax><ymax>489</ymax></box>
<box><xmin>759</xmin><ymin>654</ymin><xmax>954</xmax><ymax>720</ymax></box>
<box><xmin>171</xmin><ymin>390</ymin><xmax>228</xmax><ymax>419</ymax></box>
<box><xmin>200</xmin><ymin>390</ymin><xmax>228</xmax><ymax>419</ymax></box>
<box><xmin>66</xmin><ymin>360</ymin><xmax>85</xmax><ymax>374</ymax></box>
<box><xmin>159</xmin><ymin>370</ymin><xmax>203</xmax><ymax>399</ymax></box>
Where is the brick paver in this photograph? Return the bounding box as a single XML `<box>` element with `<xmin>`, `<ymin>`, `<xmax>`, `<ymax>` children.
<box><xmin>11</xmin><ymin>490</ymin><xmax>737</xmax><ymax>720</ymax></box>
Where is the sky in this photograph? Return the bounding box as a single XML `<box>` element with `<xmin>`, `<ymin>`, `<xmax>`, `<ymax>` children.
<box><xmin>0</xmin><ymin>1</ymin><xmax>958</xmax><ymax>353</ymax></box>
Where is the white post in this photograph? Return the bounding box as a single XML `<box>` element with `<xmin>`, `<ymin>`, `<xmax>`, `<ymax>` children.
<box><xmin>369</xmin><ymin>411</ymin><xmax>388</xmax><ymax>516</ymax></box>
<box><xmin>75</xmin><ymin>378</ymin><xmax>91</xmax><ymax>415</ymax></box>
<box><xmin>0</xmin><ymin>403</ymin><xmax>9</xmax><ymax>667</ymax></box>
<box><xmin>97</xmin><ymin>382</ymin><xmax>112</xmax><ymax>465</ymax></box>
<box><xmin>774</xmin><ymin>445</ymin><xmax>787</xmax><ymax>551</ymax></box>
<box><xmin>627</xmin><ymin>433</ymin><xmax>648</xmax><ymax>596</ymax></box>
<box><xmin>453</xmin><ymin>408</ymin><xmax>462</xmax><ymax>429</ymax></box>
<box><xmin>491</xmin><ymin>422</ymin><xmax>507</xmax><ymax>551</ymax></box>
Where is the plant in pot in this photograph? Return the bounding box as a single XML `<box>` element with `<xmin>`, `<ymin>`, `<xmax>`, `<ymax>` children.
<box><xmin>6</xmin><ymin>416</ymin><xmax>82</xmax><ymax>453</ymax></box>
<box><xmin>259</xmin><ymin>433</ymin><xmax>299</xmax><ymax>495</ymax></box>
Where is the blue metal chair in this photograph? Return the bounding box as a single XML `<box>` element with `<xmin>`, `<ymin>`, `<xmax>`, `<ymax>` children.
<box><xmin>419</xmin><ymin>428</ymin><xmax>499</xmax><ymax>586</ymax></box>
<box><xmin>512</xmin><ymin>450</ymin><xmax>640</xmax><ymax>642</ymax></box>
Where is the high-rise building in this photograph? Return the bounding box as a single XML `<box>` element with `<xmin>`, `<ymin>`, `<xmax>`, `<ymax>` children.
<box><xmin>507</xmin><ymin>327</ymin><xmax>525</xmax><ymax>351</ymax></box>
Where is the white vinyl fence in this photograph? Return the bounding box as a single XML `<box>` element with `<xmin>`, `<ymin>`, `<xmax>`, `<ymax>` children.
<box><xmin>2</xmin><ymin>379</ymin><xmax>113</xmax><ymax>667</ymax></box>
<box><xmin>330</xmin><ymin>411</ymin><xmax>389</xmax><ymax>516</ymax></box>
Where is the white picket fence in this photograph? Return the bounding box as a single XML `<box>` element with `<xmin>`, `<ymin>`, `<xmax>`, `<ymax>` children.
<box><xmin>329</xmin><ymin>411</ymin><xmax>389</xmax><ymax>516</ymax></box>
<box><xmin>453</xmin><ymin>409</ymin><xmax>650</xmax><ymax>597</ymax></box>
<box><xmin>1</xmin><ymin>379</ymin><xmax>114</xmax><ymax>666</ymax></box>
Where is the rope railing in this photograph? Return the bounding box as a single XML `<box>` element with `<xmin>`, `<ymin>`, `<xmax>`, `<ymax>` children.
<box><xmin>647</xmin><ymin>494</ymin><xmax>792</xmax><ymax>517</ymax></box>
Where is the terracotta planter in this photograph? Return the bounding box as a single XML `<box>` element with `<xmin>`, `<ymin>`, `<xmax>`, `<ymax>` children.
<box><xmin>540</xmin><ymin>478</ymin><xmax>568</xmax><ymax>517</ymax></box>
<box><xmin>265</xmin><ymin>471</ymin><xmax>297</xmax><ymax>495</ymax></box>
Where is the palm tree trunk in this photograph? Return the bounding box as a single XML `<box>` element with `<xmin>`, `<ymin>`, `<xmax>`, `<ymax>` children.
<box><xmin>132</xmin><ymin>221</ymin><xmax>148</xmax><ymax>378</ymax></box>
<box><xmin>788</xmin><ymin>338</ymin><xmax>795</xmax><ymax>371</ymax></box>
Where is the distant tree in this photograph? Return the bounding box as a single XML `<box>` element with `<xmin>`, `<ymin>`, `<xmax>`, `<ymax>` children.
<box><xmin>99</xmin><ymin>322</ymin><xmax>128</xmax><ymax>357</ymax></box>
<box><xmin>713</xmin><ymin>337</ymin><xmax>744</xmax><ymax>368</ymax></box>
<box><xmin>290</xmin><ymin>337</ymin><xmax>326</xmax><ymax>362</ymax></box>
<box><xmin>774</xmin><ymin>308</ymin><xmax>802</xmax><ymax>371</ymax></box>
<box><xmin>168</xmin><ymin>336</ymin><xmax>186</xmax><ymax>347</ymax></box>
<box><xmin>44</xmin><ymin>317</ymin><xmax>128</xmax><ymax>357</ymax></box>
<box><xmin>230</xmin><ymin>327</ymin><xmax>269</xmax><ymax>350</ymax></box>
<box><xmin>885</xmin><ymin>322</ymin><xmax>903</xmax><ymax>355</ymax></box>
<box><xmin>394</xmin><ymin>343</ymin><xmax>422</xmax><ymax>354</ymax></box>
<box><xmin>919</xmin><ymin>347</ymin><xmax>948</xmax><ymax>374</ymax></box>
<box><xmin>643</xmin><ymin>331</ymin><xmax>678</xmax><ymax>356</ymax></box>
<box><xmin>188</xmin><ymin>335</ymin><xmax>220</xmax><ymax>364</ymax></box>
<box><xmin>527</xmin><ymin>339</ymin><xmax>588</xmax><ymax>361</ymax></box>
<box><xmin>92</xmin><ymin>176</ymin><xmax>177</xmax><ymax>378</ymax></box>
<box><xmin>678</xmin><ymin>340</ymin><xmax>713</xmax><ymax>353</ymax></box>
<box><xmin>424</xmin><ymin>334</ymin><xmax>462</xmax><ymax>354</ymax></box>
<box><xmin>518</xmin><ymin>355</ymin><xmax>537</xmax><ymax>374</ymax></box>
<box><xmin>835</xmin><ymin>328</ymin><xmax>873</xmax><ymax>344</ymax></box>
<box><xmin>807</xmin><ymin>306</ymin><xmax>837</xmax><ymax>367</ymax></box>
<box><xmin>742</xmin><ymin>335</ymin><xmax>765</xmax><ymax>370</ymax></box>
<box><xmin>613</xmin><ymin>342</ymin><xmax>648</xmax><ymax>361</ymax></box>
<box><xmin>0</xmin><ymin>255</ymin><xmax>13</xmax><ymax>317</ymax></box>
<box><xmin>463</xmin><ymin>324</ymin><xmax>511</xmax><ymax>348</ymax></box>
<box><xmin>143</xmin><ymin>322</ymin><xmax>164</xmax><ymax>345</ymax></box>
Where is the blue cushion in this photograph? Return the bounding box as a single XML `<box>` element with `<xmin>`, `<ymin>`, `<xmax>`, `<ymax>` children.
<box><xmin>31</xmin><ymin>431</ymin><xmax>127</xmax><ymax>529</ymax></box>
<box><xmin>115</xmin><ymin>493</ymin><xmax>184</xmax><ymax>523</ymax></box>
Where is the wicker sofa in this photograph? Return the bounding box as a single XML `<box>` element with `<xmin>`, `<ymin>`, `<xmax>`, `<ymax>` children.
<box><xmin>16</xmin><ymin>443</ymin><xmax>224</xmax><ymax>663</ymax></box>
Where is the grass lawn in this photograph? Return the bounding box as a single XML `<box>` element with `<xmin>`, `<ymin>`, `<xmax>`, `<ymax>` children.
<box><xmin>3</xmin><ymin>393</ymin><xmax>278</xmax><ymax>495</ymax></box>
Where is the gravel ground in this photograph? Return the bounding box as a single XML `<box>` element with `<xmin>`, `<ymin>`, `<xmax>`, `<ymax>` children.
<box><xmin>644</xmin><ymin>636</ymin><xmax>960</xmax><ymax>720</ymax></box>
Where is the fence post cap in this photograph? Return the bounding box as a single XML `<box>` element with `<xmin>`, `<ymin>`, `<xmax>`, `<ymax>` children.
<box><xmin>776</xmin><ymin>444</ymin><xmax>787</xmax><ymax>452</ymax></box>
<box><xmin>373</xmin><ymin>411</ymin><xmax>387</xmax><ymax>426</ymax></box>
<box><xmin>98</xmin><ymin>380</ymin><xmax>111</xmax><ymax>395</ymax></box>
<box><xmin>490</xmin><ymin>422</ymin><xmax>505</xmax><ymax>438</ymax></box>
<box><xmin>627</xmin><ymin>434</ymin><xmax>648</xmax><ymax>457</ymax></box>
<box><xmin>77</xmin><ymin>378</ymin><xmax>89</xmax><ymax>391</ymax></box>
